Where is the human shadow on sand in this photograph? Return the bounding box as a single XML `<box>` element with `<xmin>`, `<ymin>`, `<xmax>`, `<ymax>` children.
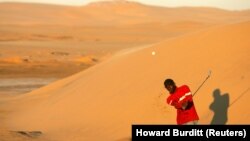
<box><xmin>209</xmin><ymin>89</ymin><xmax>229</xmax><ymax>125</ymax></box>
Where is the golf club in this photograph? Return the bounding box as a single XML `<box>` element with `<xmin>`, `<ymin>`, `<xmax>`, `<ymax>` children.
<box><xmin>193</xmin><ymin>70</ymin><xmax>212</xmax><ymax>97</ymax></box>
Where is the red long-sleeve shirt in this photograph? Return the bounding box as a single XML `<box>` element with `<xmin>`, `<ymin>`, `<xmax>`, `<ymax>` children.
<box><xmin>166</xmin><ymin>85</ymin><xmax>199</xmax><ymax>125</ymax></box>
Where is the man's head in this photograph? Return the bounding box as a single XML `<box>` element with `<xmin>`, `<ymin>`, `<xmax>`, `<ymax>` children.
<box><xmin>164</xmin><ymin>78</ymin><xmax>176</xmax><ymax>94</ymax></box>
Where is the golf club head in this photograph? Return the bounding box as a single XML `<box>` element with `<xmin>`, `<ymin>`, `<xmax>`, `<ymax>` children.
<box><xmin>208</xmin><ymin>70</ymin><xmax>212</xmax><ymax>77</ymax></box>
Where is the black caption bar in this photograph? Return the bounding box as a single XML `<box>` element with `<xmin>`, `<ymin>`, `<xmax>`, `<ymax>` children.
<box><xmin>132</xmin><ymin>125</ymin><xmax>250</xmax><ymax>141</ymax></box>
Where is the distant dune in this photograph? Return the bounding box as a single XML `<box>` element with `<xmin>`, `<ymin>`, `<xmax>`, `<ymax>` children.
<box><xmin>0</xmin><ymin>1</ymin><xmax>250</xmax><ymax>141</ymax></box>
<box><xmin>0</xmin><ymin>1</ymin><xmax>250</xmax><ymax>26</ymax></box>
<box><xmin>5</xmin><ymin>1</ymin><xmax>247</xmax><ymax>79</ymax></box>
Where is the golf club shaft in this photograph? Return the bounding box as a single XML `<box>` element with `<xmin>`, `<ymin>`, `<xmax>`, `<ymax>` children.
<box><xmin>193</xmin><ymin>71</ymin><xmax>211</xmax><ymax>97</ymax></box>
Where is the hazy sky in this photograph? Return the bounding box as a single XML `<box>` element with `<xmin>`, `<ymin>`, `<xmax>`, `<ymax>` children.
<box><xmin>0</xmin><ymin>0</ymin><xmax>250</xmax><ymax>11</ymax></box>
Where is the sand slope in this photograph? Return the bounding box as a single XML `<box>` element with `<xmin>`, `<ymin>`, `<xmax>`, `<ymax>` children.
<box><xmin>1</xmin><ymin>20</ymin><xmax>249</xmax><ymax>141</ymax></box>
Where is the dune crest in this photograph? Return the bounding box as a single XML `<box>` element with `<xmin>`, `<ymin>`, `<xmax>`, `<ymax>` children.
<box><xmin>1</xmin><ymin>2</ymin><xmax>250</xmax><ymax>26</ymax></box>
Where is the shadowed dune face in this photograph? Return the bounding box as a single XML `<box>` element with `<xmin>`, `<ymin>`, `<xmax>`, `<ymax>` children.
<box><xmin>1</xmin><ymin>21</ymin><xmax>249</xmax><ymax>141</ymax></box>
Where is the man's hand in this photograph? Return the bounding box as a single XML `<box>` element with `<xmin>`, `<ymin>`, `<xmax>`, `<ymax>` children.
<box><xmin>172</xmin><ymin>101</ymin><xmax>182</xmax><ymax>109</ymax></box>
<box><xmin>181</xmin><ymin>101</ymin><xmax>194</xmax><ymax>110</ymax></box>
<box><xmin>181</xmin><ymin>101</ymin><xmax>188</xmax><ymax>110</ymax></box>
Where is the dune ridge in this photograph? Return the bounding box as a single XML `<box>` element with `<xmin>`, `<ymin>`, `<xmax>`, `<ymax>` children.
<box><xmin>1</xmin><ymin>2</ymin><xmax>250</xmax><ymax>26</ymax></box>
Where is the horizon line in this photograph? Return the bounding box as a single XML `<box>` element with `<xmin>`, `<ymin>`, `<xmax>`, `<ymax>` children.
<box><xmin>0</xmin><ymin>1</ymin><xmax>250</xmax><ymax>11</ymax></box>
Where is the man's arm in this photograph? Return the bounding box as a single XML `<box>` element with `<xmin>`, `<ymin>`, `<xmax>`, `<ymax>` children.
<box><xmin>167</xmin><ymin>97</ymin><xmax>182</xmax><ymax>109</ymax></box>
<box><xmin>178</xmin><ymin>85</ymin><xmax>193</xmax><ymax>110</ymax></box>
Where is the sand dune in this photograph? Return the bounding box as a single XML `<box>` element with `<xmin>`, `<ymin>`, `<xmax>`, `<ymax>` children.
<box><xmin>1</xmin><ymin>1</ymin><xmax>250</xmax><ymax>26</ymax></box>
<box><xmin>1</xmin><ymin>1</ymin><xmax>250</xmax><ymax>80</ymax></box>
<box><xmin>0</xmin><ymin>1</ymin><xmax>250</xmax><ymax>141</ymax></box>
<box><xmin>0</xmin><ymin>1</ymin><xmax>225</xmax><ymax>81</ymax></box>
<box><xmin>1</xmin><ymin>20</ymin><xmax>249</xmax><ymax>141</ymax></box>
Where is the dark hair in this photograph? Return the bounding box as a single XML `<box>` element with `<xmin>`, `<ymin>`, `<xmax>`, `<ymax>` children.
<box><xmin>164</xmin><ymin>78</ymin><xmax>175</xmax><ymax>87</ymax></box>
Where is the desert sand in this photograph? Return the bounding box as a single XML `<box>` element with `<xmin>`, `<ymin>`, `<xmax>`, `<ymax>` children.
<box><xmin>0</xmin><ymin>1</ymin><xmax>250</xmax><ymax>141</ymax></box>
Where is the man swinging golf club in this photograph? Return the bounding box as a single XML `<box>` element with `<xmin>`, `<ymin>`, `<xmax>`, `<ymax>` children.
<box><xmin>164</xmin><ymin>78</ymin><xmax>199</xmax><ymax>125</ymax></box>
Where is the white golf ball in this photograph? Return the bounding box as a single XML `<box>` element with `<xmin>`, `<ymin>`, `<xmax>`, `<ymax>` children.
<box><xmin>152</xmin><ymin>51</ymin><xmax>156</xmax><ymax>55</ymax></box>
